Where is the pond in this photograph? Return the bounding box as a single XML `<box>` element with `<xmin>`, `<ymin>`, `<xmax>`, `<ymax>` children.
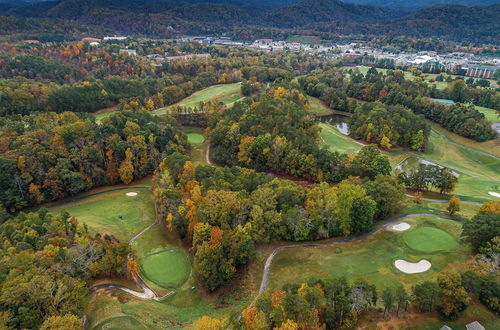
<box><xmin>319</xmin><ymin>114</ymin><xmax>350</xmax><ymax>135</ymax></box>
<box><xmin>395</xmin><ymin>156</ymin><xmax>460</xmax><ymax>177</ymax></box>
<box><xmin>432</xmin><ymin>98</ymin><xmax>455</xmax><ymax>105</ymax></box>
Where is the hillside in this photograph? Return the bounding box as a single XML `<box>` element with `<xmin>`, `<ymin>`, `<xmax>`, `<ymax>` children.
<box><xmin>343</xmin><ymin>0</ymin><xmax>500</xmax><ymax>9</ymax></box>
<box><xmin>0</xmin><ymin>0</ymin><xmax>498</xmax><ymax>43</ymax></box>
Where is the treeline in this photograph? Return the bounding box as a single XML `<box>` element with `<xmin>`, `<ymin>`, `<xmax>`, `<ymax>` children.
<box><xmin>397</xmin><ymin>163</ymin><xmax>458</xmax><ymax>195</ymax></box>
<box><xmin>300</xmin><ymin>67</ymin><xmax>497</xmax><ymax>142</ymax></box>
<box><xmin>153</xmin><ymin>151</ymin><xmax>405</xmax><ymax>291</ymax></box>
<box><xmin>0</xmin><ymin>110</ymin><xmax>189</xmax><ymax>212</ymax></box>
<box><xmin>0</xmin><ymin>209</ymin><xmax>130</xmax><ymax>329</ymax></box>
<box><xmin>195</xmin><ymin>270</ymin><xmax>479</xmax><ymax>329</ymax></box>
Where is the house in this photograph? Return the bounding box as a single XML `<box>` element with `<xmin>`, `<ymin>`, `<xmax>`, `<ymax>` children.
<box><xmin>466</xmin><ymin>321</ymin><xmax>485</xmax><ymax>330</ymax></box>
<box><xmin>439</xmin><ymin>326</ymin><xmax>452</xmax><ymax>330</ymax></box>
<box><xmin>22</xmin><ymin>40</ymin><xmax>40</xmax><ymax>44</ymax></box>
<box><xmin>119</xmin><ymin>49</ymin><xmax>137</xmax><ymax>56</ymax></box>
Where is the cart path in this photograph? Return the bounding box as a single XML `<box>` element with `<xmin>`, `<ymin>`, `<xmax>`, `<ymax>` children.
<box><xmin>257</xmin><ymin>213</ymin><xmax>459</xmax><ymax>296</ymax></box>
<box><xmin>87</xmin><ymin>186</ymin><xmax>176</xmax><ymax>301</ymax></box>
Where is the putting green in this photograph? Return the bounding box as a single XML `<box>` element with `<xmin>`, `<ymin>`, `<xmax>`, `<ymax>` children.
<box><xmin>403</xmin><ymin>226</ymin><xmax>458</xmax><ymax>253</ymax></box>
<box><xmin>187</xmin><ymin>133</ymin><xmax>205</xmax><ymax>145</ymax></box>
<box><xmin>141</xmin><ymin>249</ymin><xmax>190</xmax><ymax>288</ymax></box>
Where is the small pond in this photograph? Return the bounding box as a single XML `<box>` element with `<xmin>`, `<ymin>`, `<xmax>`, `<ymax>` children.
<box><xmin>320</xmin><ymin>114</ymin><xmax>350</xmax><ymax>135</ymax></box>
<box><xmin>432</xmin><ymin>98</ymin><xmax>455</xmax><ymax>105</ymax></box>
<box><xmin>395</xmin><ymin>156</ymin><xmax>460</xmax><ymax>177</ymax></box>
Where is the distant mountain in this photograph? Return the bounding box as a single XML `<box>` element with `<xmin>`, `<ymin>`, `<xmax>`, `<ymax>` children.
<box><xmin>343</xmin><ymin>0</ymin><xmax>500</xmax><ymax>9</ymax></box>
<box><xmin>1</xmin><ymin>0</ymin><xmax>498</xmax><ymax>44</ymax></box>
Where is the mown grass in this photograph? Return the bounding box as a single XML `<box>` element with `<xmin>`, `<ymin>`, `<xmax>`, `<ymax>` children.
<box><xmin>403</xmin><ymin>226</ymin><xmax>458</xmax><ymax>252</ymax></box>
<box><xmin>476</xmin><ymin>105</ymin><xmax>499</xmax><ymax>122</ymax></box>
<box><xmin>181</xmin><ymin>126</ymin><xmax>208</xmax><ymax>166</ymax></box>
<box><xmin>267</xmin><ymin>216</ymin><xmax>468</xmax><ymax>293</ymax></box>
<box><xmin>154</xmin><ymin>83</ymin><xmax>243</xmax><ymax>116</ymax></box>
<box><xmin>48</xmin><ymin>189</ymin><xmax>154</xmax><ymax>242</ymax></box>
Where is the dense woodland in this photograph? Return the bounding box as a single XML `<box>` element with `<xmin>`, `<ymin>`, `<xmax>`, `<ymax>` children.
<box><xmin>0</xmin><ymin>209</ymin><xmax>131</xmax><ymax>328</ymax></box>
<box><xmin>0</xmin><ymin>0</ymin><xmax>499</xmax><ymax>43</ymax></box>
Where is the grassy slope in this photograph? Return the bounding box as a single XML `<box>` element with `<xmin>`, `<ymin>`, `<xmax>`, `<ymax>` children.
<box><xmin>154</xmin><ymin>83</ymin><xmax>243</xmax><ymax>116</ymax></box>
<box><xmin>95</xmin><ymin>83</ymin><xmax>242</xmax><ymax>121</ymax></box>
<box><xmin>48</xmin><ymin>189</ymin><xmax>154</xmax><ymax>242</ymax></box>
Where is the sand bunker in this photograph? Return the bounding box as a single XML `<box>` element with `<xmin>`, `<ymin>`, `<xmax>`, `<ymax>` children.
<box><xmin>394</xmin><ymin>259</ymin><xmax>431</xmax><ymax>274</ymax></box>
<box><xmin>391</xmin><ymin>222</ymin><xmax>411</xmax><ymax>231</ymax></box>
<box><xmin>126</xmin><ymin>192</ymin><xmax>138</xmax><ymax>197</ymax></box>
<box><xmin>488</xmin><ymin>192</ymin><xmax>500</xmax><ymax>198</ymax></box>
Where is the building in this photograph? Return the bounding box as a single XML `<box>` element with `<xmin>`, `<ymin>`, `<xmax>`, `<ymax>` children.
<box><xmin>466</xmin><ymin>321</ymin><xmax>485</xmax><ymax>330</ymax></box>
<box><xmin>119</xmin><ymin>49</ymin><xmax>137</xmax><ymax>56</ymax></box>
<box><xmin>439</xmin><ymin>326</ymin><xmax>452</xmax><ymax>330</ymax></box>
<box><xmin>465</xmin><ymin>65</ymin><xmax>497</xmax><ymax>79</ymax></box>
<box><xmin>104</xmin><ymin>36</ymin><xmax>127</xmax><ymax>41</ymax></box>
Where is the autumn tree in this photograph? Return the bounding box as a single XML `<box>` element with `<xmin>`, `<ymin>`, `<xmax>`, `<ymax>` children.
<box><xmin>447</xmin><ymin>196</ymin><xmax>461</xmax><ymax>215</ymax></box>
<box><xmin>118</xmin><ymin>148</ymin><xmax>134</xmax><ymax>184</ymax></box>
<box><xmin>437</xmin><ymin>271</ymin><xmax>470</xmax><ymax>319</ymax></box>
<box><xmin>192</xmin><ymin>316</ymin><xmax>223</xmax><ymax>330</ymax></box>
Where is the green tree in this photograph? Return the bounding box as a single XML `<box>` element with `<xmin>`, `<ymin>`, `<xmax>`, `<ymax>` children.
<box><xmin>462</xmin><ymin>212</ymin><xmax>500</xmax><ymax>252</ymax></box>
<box><xmin>40</xmin><ymin>314</ymin><xmax>82</xmax><ymax>330</ymax></box>
<box><xmin>382</xmin><ymin>287</ymin><xmax>395</xmax><ymax>316</ymax></box>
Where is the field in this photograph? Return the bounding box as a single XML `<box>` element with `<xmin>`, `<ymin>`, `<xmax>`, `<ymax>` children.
<box><xmin>48</xmin><ymin>188</ymin><xmax>154</xmax><ymax>242</ymax></box>
<box><xmin>154</xmin><ymin>83</ymin><xmax>243</xmax><ymax>116</ymax></box>
<box><xmin>266</xmin><ymin>215</ymin><xmax>468</xmax><ymax>292</ymax></box>
<box><xmin>95</xmin><ymin>83</ymin><xmax>242</xmax><ymax>121</ymax></box>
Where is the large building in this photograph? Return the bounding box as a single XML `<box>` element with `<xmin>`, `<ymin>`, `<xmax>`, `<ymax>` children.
<box><xmin>465</xmin><ymin>65</ymin><xmax>497</xmax><ymax>79</ymax></box>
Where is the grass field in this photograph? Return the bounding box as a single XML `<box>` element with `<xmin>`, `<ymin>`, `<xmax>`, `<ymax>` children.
<box><xmin>154</xmin><ymin>83</ymin><xmax>243</xmax><ymax>116</ymax></box>
<box><xmin>95</xmin><ymin>83</ymin><xmax>242</xmax><ymax>121</ymax></box>
<box><xmin>267</xmin><ymin>215</ymin><xmax>468</xmax><ymax>292</ymax></box>
<box><xmin>476</xmin><ymin>105</ymin><xmax>499</xmax><ymax>122</ymax></box>
<box><xmin>308</xmin><ymin>96</ymin><xmax>334</xmax><ymax>115</ymax></box>
<box><xmin>48</xmin><ymin>189</ymin><xmax>154</xmax><ymax>242</ymax></box>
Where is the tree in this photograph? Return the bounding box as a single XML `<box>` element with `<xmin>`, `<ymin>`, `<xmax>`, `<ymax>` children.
<box><xmin>395</xmin><ymin>285</ymin><xmax>408</xmax><ymax>316</ymax></box>
<box><xmin>462</xmin><ymin>212</ymin><xmax>500</xmax><ymax>252</ymax></box>
<box><xmin>126</xmin><ymin>259</ymin><xmax>139</xmax><ymax>279</ymax></box>
<box><xmin>479</xmin><ymin>201</ymin><xmax>500</xmax><ymax>214</ymax></box>
<box><xmin>447</xmin><ymin>196</ymin><xmax>461</xmax><ymax>215</ymax></box>
<box><xmin>192</xmin><ymin>316</ymin><xmax>223</xmax><ymax>330</ymax></box>
<box><xmin>382</xmin><ymin>287</ymin><xmax>395</xmax><ymax>317</ymax></box>
<box><xmin>40</xmin><ymin>314</ymin><xmax>82</xmax><ymax>330</ymax></box>
<box><xmin>437</xmin><ymin>271</ymin><xmax>470</xmax><ymax>319</ymax></box>
<box><xmin>275</xmin><ymin>319</ymin><xmax>299</xmax><ymax>330</ymax></box>
<box><xmin>242</xmin><ymin>306</ymin><xmax>268</xmax><ymax>330</ymax></box>
<box><xmin>193</xmin><ymin>242</ymin><xmax>235</xmax><ymax>291</ymax></box>
<box><xmin>118</xmin><ymin>148</ymin><xmax>134</xmax><ymax>184</ymax></box>
<box><xmin>413</xmin><ymin>281</ymin><xmax>439</xmax><ymax>312</ymax></box>
<box><xmin>364</xmin><ymin>175</ymin><xmax>405</xmax><ymax>218</ymax></box>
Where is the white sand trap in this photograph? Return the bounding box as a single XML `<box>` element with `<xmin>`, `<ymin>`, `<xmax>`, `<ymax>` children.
<box><xmin>126</xmin><ymin>192</ymin><xmax>138</xmax><ymax>197</ymax></box>
<box><xmin>394</xmin><ymin>259</ymin><xmax>431</xmax><ymax>274</ymax></box>
<box><xmin>391</xmin><ymin>222</ymin><xmax>411</xmax><ymax>231</ymax></box>
<box><xmin>488</xmin><ymin>192</ymin><xmax>500</xmax><ymax>198</ymax></box>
